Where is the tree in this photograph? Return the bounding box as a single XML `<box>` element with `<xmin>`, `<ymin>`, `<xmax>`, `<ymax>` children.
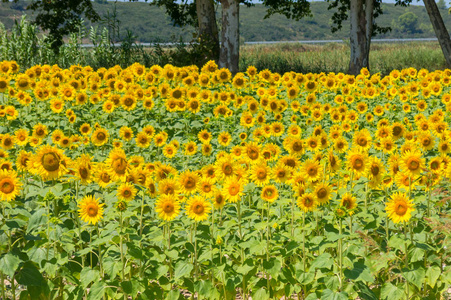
<box><xmin>148</xmin><ymin>0</ymin><xmax>252</xmax><ymax>73</ymax></box>
<box><xmin>3</xmin><ymin>0</ymin><xmax>100</xmax><ymax>53</ymax></box>
<box><xmin>423</xmin><ymin>0</ymin><xmax>451</xmax><ymax>67</ymax></box>
<box><xmin>397</xmin><ymin>11</ymin><xmax>420</xmax><ymax>34</ymax></box>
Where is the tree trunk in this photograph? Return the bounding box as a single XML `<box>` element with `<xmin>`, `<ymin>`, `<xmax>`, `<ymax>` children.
<box><xmin>196</xmin><ymin>0</ymin><xmax>220</xmax><ymax>60</ymax></box>
<box><xmin>423</xmin><ymin>0</ymin><xmax>451</xmax><ymax>67</ymax></box>
<box><xmin>364</xmin><ymin>0</ymin><xmax>374</xmax><ymax>62</ymax></box>
<box><xmin>219</xmin><ymin>0</ymin><xmax>239</xmax><ymax>74</ymax></box>
<box><xmin>349</xmin><ymin>0</ymin><xmax>369</xmax><ymax>75</ymax></box>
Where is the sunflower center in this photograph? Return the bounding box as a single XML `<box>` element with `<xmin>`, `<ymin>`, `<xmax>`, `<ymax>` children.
<box><xmin>407</xmin><ymin>159</ymin><xmax>419</xmax><ymax>171</ymax></box>
<box><xmin>184</xmin><ymin>177</ymin><xmax>196</xmax><ymax>189</ymax></box>
<box><xmin>123</xmin><ymin>189</ymin><xmax>131</xmax><ymax>197</ymax></box>
<box><xmin>395</xmin><ymin>203</ymin><xmax>407</xmax><ymax>216</ymax></box>
<box><xmin>257</xmin><ymin>169</ymin><xmax>267</xmax><ymax>180</ymax></box>
<box><xmin>317</xmin><ymin>188</ymin><xmax>327</xmax><ymax>198</ymax></box>
<box><xmin>307</xmin><ymin>166</ymin><xmax>317</xmax><ymax>176</ymax></box>
<box><xmin>79</xmin><ymin>167</ymin><xmax>89</xmax><ymax>179</ymax></box>
<box><xmin>353</xmin><ymin>158</ymin><xmax>364</xmax><ymax>169</ymax></box>
<box><xmin>0</xmin><ymin>179</ymin><xmax>14</xmax><ymax>194</ymax></box>
<box><xmin>358</xmin><ymin>137</ymin><xmax>367</xmax><ymax>146</ymax></box>
<box><xmin>163</xmin><ymin>203</ymin><xmax>174</xmax><ymax>213</ymax></box>
<box><xmin>193</xmin><ymin>204</ymin><xmax>204</xmax><ymax>214</ymax></box>
<box><xmin>247</xmin><ymin>148</ymin><xmax>259</xmax><ymax>160</ymax></box>
<box><xmin>371</xmin><ymin>165</ymin><xmax>380</xmax><ymax>176</ymax></box>
<box><xmin>97</xmin><ymin>132</ymin><xmax>106</xmax><ymax>141</ymax></box>
<box><xmin>41</xmin><ymin>152</ymin><xmax>60</xmax><ymax>172</ymax></box>
<box><xmin>100</xmin><ymin>173</ymin><xmax>110</xmax><ymax>183</ymax></box>
<box><xmin>229</xmin><ymin>185</ymin><xmax>239</xmax><ymax>196</ymax></box>
<box><xmin>112</xmin><ymin>158</ymin><xmax>127</xmax><ymax>175</ymax></box>
<box><xmin>292</xmin><ymin>141</ymin><xmax>303</xmax><ymax>152</ymax></box>
<box><xmin>87</xmin><ymin>204</ymin><xmax>98</xmax><ymax>217</ymax></box>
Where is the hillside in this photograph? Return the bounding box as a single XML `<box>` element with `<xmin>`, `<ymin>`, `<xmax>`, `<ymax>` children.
<box><xmin>1</xmin><ymin>0</ymin><xmax>450</xmax><ymax>43</ymax></box>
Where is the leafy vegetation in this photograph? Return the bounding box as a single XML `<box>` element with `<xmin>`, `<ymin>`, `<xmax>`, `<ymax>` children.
<box><xmin>0</xmin><ymin>0</ymin><xmax>449</xmax><ymax>43</ymax></box>
<box><xmin>0</xmin><ymin>60</ymin><xmax>450</xmax><ymax>299</ymax></box>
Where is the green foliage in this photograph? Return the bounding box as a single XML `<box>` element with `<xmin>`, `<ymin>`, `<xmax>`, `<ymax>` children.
<box><xmin>396</xmin><ymin>11</ymin><xmax>420</xmax><ymax>34</ymax></box>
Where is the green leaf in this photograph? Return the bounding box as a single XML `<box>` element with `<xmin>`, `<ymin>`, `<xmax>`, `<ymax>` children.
<box><xmin>403</xmin><ymin>267</ymin><xmax>425</xmax><ymax>289</ymax></box>
<box><xmin>16</xmin><ymin>261</ymin><xmax>46</xmax><ymax>286</ymax></box>
<box><xmin>103</xmin><ymin>258</ymin><xmax>121</xmax><ymax>279</ymax></box>
<box><xmin>320</xmin><ymin>289</ymin><xmax>348</xmax><ymax>300</ymax></box>
<box><xmin>0</xmin><ymin>254</ymin><xmax>20</xmax><ymax>278</ymax></box>
<box><xmin>80</xmin><ymin>268</ymin><xmax>100</xmax><ymax>288</ymax></box>
<box><xmin>425</xmin><ymin>265</ymin><xmax>441</xmax><ymax>288</ymax></box>
<box><xmin>165</xmin><ymin>289</ymin><xmax>181</xmax><ymax>300</ymax></box>
<box><xmin>388</xmin><ymin>235</ymin><xmax>407</xmax><ymax>251</ymax></box>
<box><xmin>344</xmin><ymin>261</ymin><xmax>374</xmax><ymax>283</ymax></box>
<box><xmin>263</xmin><ymin>257</ymin><xmax>282</xmax><ymax>278</ymax></box>
<box><xmin>27</xmin><ymin>209</ymin><xmax>47</xmax><ymax>232</ymax></box>
<box><xmin>121</xmin><ymin>280</ymin><xmax>141</xmax><ymax>297</ymax></box>
<box><xmin>87</xmin><ymin>281</ymin><xmax>106</xmax><ymax>300</ymax></box>
<box><xmin>253</xmin><ymin>288</ymin><xmax>269</xmax><ymax>300</ymax></box>
<box><xmin>311</xmin><ymin>253</ymin><xmax>333</xmax><ymax>270</ymax></box>
<box><xmin>174</xmin><ymin>262</ymin><xmax>193</xmax><ymax>280</ymax></box>
<box><xmin>409</xmin><ymin>247</ymin><xmax>424</xmax><ymax>262</ymax></box>
<box><xmin>236</xmin><ymin>259</ymin><xmax>255</xmax><ymax>275</ymax></box>
<box><xmin>380</xmin><ymin>283</ymin><xmax>404</xmax><ymax>300</ymax></box>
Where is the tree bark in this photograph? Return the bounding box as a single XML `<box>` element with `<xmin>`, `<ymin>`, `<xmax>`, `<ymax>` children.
<box><xmin>423</xmin><ymin>0</ymin><xmax>451</xmax><ymax>67</ymax></box>
<box><xmin>196</xmin><ymin>0</ymin><xmax>220</xmax><ymax>60</ymax></box>
<box><xmin>364</xmin><ymin>0</ymin><xmax>374</xmax><ymax>62</ymax></box>
<box><xmin>219</xmin><ymin>0</ymin><xmax>239</xmax><ymax>74</ymax></box>
<box><xmin>349</xmin><ymin>0</ymin><xmax>369</xmax><ymax>75</ymax></box>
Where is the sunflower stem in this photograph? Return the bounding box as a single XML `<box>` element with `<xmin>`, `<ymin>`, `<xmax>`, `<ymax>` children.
<box><xmin>291</xmin><ymin>196</ymin><xmax>295</xmax><ymax>238</ymax></box>
<box><xmin>97</xmin><ymin>224</ymin><xmax>103</xmax><ymax>278</ymax></box>
<box><xmin>139</xmin><ymin>193</ymin><xmax>145</xmax><ymax>278</ymax></box>
<box><xmin>266</xmin><ymin>199</ymin><xmax>271</xmax><ymax>295</ymax></box>
<box><xmin>0</xmin><ymin>271</ymin><xmax>5</xmax><ymax>300</ymax></box>
<box><xmin>194</xmin><ymin>221</ymin><xmax>198</xmax><ymax>279</ymax></box>
<box><xmin>338</xmin><ymin>218</ymin><xmax>343</xmax><ymax>291</ymax></box>
<box><xmin>119</xmin><ymin>211</ymin><xmax>126</xmax><ymax>299</ymax></box>
<box><xmin>404</xmin><ymin>222</ymin><xmax>409</xmax><ymax>300</ymax></box>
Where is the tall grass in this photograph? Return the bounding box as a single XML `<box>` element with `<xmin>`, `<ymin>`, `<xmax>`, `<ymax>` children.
<box><xmin>240</xmin><ymin>42</ymin><xmax>448</xmax><ymax>75</ymax></box>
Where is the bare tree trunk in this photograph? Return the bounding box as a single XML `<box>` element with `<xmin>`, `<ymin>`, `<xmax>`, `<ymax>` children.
<box><xmin>219</xmin><ymin>0</ymin><xmax>239</xmax><ymax>74</ymax></box>
<box><xmin>196</xmin><ymin>0</ymin><xmax>220</xmax><ymax>60</ymax></box>
<box><xmin>423</xmin><ymin>0</ymin><xmax>451</xmax><ymax>67</ymax></box>
<box><xmin>364</xmin><ymin>0</ymin><xmax>374</xmax><ymax>62</ymax></box>
<box><xmin>349</xmin><ymin>0</ymin><xmax>369</xmax><ymax>75</ymax></box>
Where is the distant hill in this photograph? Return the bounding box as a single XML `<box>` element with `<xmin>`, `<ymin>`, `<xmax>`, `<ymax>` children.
<box><xmin>0</xmin><ymin>0</ymin><xmax>449</xmax><ymax>43</ymax></box>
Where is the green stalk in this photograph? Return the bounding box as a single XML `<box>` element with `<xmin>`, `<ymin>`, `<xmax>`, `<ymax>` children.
<box><xmin>194</xmin><ymin>221</ymin><xmax>198</xmax><ymax>279</ymax></box>
<box><xmin>139</xmin><ymin>193</ymin><xmax>145</xmax><ymax>277</ymax></box>
<box><xmin>291</xmin><ymin>196</ymin><xmax>295</xmax><ymax>237</ymax></box>
<box><xmin>97</xmin><ymin>224</ymin><xmax>103</xmax><ymax>278</ymax></box>
<box><xmin>302</xmin><ymin>212</ymin><xmax>306</xmax><ymax>272</ymax></box>
<box><xmin>119</xmin><ymin>211</ymin><xmax>126</xmax><ymax>300</ymax></box>
<box><xmin>339</xmin><ymin>218</ymin><xmax>343</xmax><ymax>291</ymax></box>
<box><xmin>404</xmin><ymin>222</ymin><xmax>409</xmax><ymax>300</ymax></box>
<box><xmin>266</xmin><ymin>200</ymin><xmax>271</xmax><ymax>294</ymax></box>
<box><xmin>0</xmin><ymin>272</ymin><xmax>4</xmax><ymax>300</ymax></box>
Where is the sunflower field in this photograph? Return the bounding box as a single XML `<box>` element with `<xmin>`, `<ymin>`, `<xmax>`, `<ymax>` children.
<box><xmin>0</xmin><ymin>60</ymin><xmax>450</xmax><ymax>300</ymax></box>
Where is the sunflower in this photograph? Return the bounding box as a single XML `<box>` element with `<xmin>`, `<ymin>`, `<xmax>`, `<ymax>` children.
<box><xmin>135</xmin><ymin>132</ymin><xmax>151</xmax><ymax>148</ymax></box>
<box><xmin>158</xmin><ymin>178</ymin><xmax>179</xmax><ymax>196</ymax></box>
<box><xmin>340</xmin><ymin>193</ymin><xmax>357</xmax><ymax>215</ymax></box>
<box><xmin>353</xmin><ymin>129</ymin><xmax>372</xmax><ymax>151</ymax></box>
<box><xmin>155</xmin><ymin>194</ymin><xmax>181</xmax><ymax>221</ymax></box>
<box><xmin>261</xmin><ymin>185</ymin><xmax>278</xmax><ymax>203</ymax></box>
<box><xmin>346</xmin><ymin>149</ymin><xmax>368</xmax><ymax>177</ymax></box>
<box><xmin>186</xmin><ymin>196</ymin><xmax>211</xmax><ymax>222</ymax></box>
<box><xmin>179</xmin><ymin>170</ymin><xmax>199</xmax><ymax>195</ymax></box>
<box><xmin>94</xmin><ymin>164</ymin><xmax>112</xmax><ymax>188</ymax></box>
<box><xmin>300</xmin><ymin>159</ymin><xmax>323</xmax><ymax>182</ymax></box>
<box><xmin>400</xmin><ymin>150</ymin><xmax>425</xmax><ymax>177</ymax></box>
<box><xmin>74</xmin><ymin>154</ymin><xmax>95</xmax><ymax>185</ymax></box>
<box><xmin>222</xmin><ymin>177</ymin><xmax>245</xmax><ymax>203</ymax></box>
<box><xmin>103</xmin><ymin>100</ymin><xmax>115</xmax><ymax>113</ymax></box>
<box><xmin>184</xmin><ymin>141</ymin><xmax>197</xmax><ymax>156</ymax></box>
<box><xmin>198</xmin><ymin>130</ymin><xmax>212</xmax><ymax>144</ymax></box>
<box><xmin>119</xmin><ymin>126</ymin><xmax>134</xmax><ymax>141</ymax></box>
<box><xmin>16</xmin><ymin>150</ymin><xmax>31</xmax><ymax>171</ymax></box>
<box><xmin>327</xmin><ymin>150</ymin><xmax>341</xmax><ymax>173</ymax></box>
<box><xmin>218</xmin><ymin>132</ymin><xmax>232</xmax><ymax>147</ymax></box>
<box><xmin>31</xmin><ymin>145</ymin><xmax>69</xmax><ymax>180</ymax></box>
<box><xmin>32</xmin><ymin>124</ymin><xmax>48</xmax><ymax>140</ymax></box>
<box><xmin>78</xmin><ymin>195</ymin><xmax>104</xmax><ymax>225</ymax></box>
<box><xmin>214</xmin><ymin>155</ymin><xmax>235</xmax><ymax>179</ymax></box>
<box><xmin>121</xmin><ymin>94</ymin><xmax>137</xmax><ymax>111</ymax></box>
<box><xmin>0</xmin><ymin>170</ymin><xmax>21</xmax><ymax>201</ymax></box>
<box><xmin>117</xmin><ymin>182</ymin><xmax>137</xmax><ymax>201</ymax></box>
<box><xmin>201</xmin><ymin>143</ymin><xmax>213</xmax><ymax>156</ymax></box>
<box><xmin>105</xmin><ymin>148</ymin><xmax>128</xmax><ymax>182</ymax></box>
<box><xmin>271</xmin><ymin>163</ymin><xmax>291</xmax><ymax>183</ymax></box>
<box><xmin>314</xmin><ymin>182</ymin><xmax>332</xmax><ymax>205</ymax></box>
<box><xmin>91</xmin><ymin>128</ymin><xmax>109</xmax><ymax>147</ymax></box>
<box><xmin>297</xmin><ymin>193</ymin><xmax>317</xmax><ymax>212</ymax></box>
<box><xmin>249</xmin><ymin>161</ymin><xmax>271</xmax><ymax>186</ymax></box>
<box><xmin>385</xmin><ymin>192</ymin><xmax>415</xmax><ymax>224</ymax></box>
<box><xmin>163</xmin><ymin>144</ymin><xmax>177</xmax><ymax>159</ymax></box>
<box><xmin>245</xmin><ymin>141</ymin><xmax>261</xmax><ymax>162</ymax></box>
